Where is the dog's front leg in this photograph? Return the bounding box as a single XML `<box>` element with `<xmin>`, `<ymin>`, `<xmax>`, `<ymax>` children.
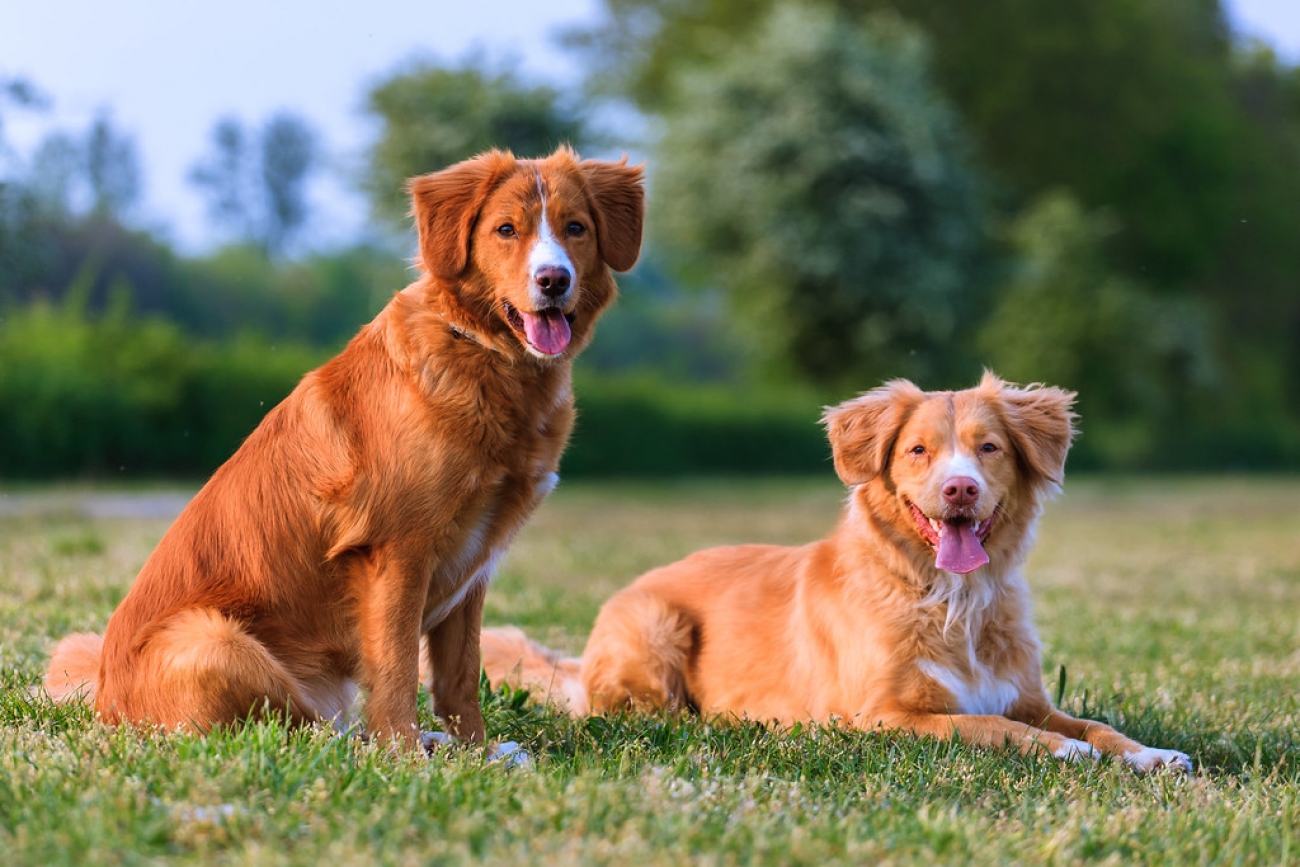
<box><xmin>357</xmin><ymin>550</ymin><xmax>425</xmax><ymax>753</ymax></box>
<box><xmin>872</xmin><ymin>709</ymin><xmax>1097</xmax><ymax>760</ymax></box>
<box><xmin>1028</xmin><ymin>705</ymin><xmax>1193</xmax><ymax>773</ymax></box>
<box><xmin>424</xmin><ymin>578</ymin><xmax>487</xmax><ymax>743</ymax></box>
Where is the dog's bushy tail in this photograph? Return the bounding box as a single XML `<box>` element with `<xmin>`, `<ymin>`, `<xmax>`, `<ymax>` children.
<box><xmin>480</xmin><ymin>626</ymin><xmax>587</xmax><ymax>714</ymax></box>
<box><xmin>44</xmin><ymin>632</ymin><xmax>103</xmax><ymax>704</ymax></box>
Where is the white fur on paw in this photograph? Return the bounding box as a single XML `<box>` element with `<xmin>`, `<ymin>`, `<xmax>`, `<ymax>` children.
<box><xmin>487</xmin><ymin>740</ymin><xmax>531</xmax><ymax>769</ymax></box>
<box><xmin>421</xmin><ymin>732</ymin><xmax>530</xmax><ymax>768</ymax></box>
<box><xmin>1124</xmin><ymin>747</ymin><xmax>1193</xmax><ymax>774</ymax></box>
<box><xmin>421</xmin><ymin>731</ymin><xmax>455</xmax><ymax>752</ymax></box>
<box><xmin>1054</xmin><ymin>739</ymin><xmax>1101</xmax><ymax>762</ymax></box>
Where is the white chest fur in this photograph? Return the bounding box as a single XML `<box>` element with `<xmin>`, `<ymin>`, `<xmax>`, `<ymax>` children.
<box><xmin>917</xmin><ymin>656</ymin><xmax>1019</xmax><ymax>716</ymax></box>
<box><xmin>420</xmin><ymin>471</ymin><xmax>559</xmax><ymax>632</ymax></box>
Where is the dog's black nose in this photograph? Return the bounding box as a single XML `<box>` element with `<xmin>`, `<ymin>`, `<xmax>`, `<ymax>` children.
<box><xmin>942</xmin><ymin>476</ymin><xmax>980</xmax><ymax>507</ymax></box>
<box><xmin>535</xmin><ymin>266</ymin><xmax>571</xmax><ymax>297</ymax></box>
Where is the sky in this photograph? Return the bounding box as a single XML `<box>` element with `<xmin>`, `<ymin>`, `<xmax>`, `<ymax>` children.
<box><xmin>0</xmin><ymin>0</ymin><xmax>603</xmax><ymax>251</ymax></box>
<box><xmin>2</xmin><ymin>0</ymin><xmax>1297</xmax><ymax>253</ymax></box>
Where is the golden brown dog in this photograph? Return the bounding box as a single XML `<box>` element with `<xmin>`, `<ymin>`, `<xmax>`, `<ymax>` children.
<box><xmin>45</xmin><ymin>147</ymin><xmax>644</xmax><ymax>753</ymax></box>
<box><xmin>481</xmin><ymin>374</ymin><xmax>1193</xmax><ymax>772</ymax></box>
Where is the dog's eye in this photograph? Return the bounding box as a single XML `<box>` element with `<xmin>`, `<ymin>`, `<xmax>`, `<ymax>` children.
<box><xmin>980</xmin><ymin>442</ymin><xmax>999</xmax><ymax>454</ymax></box>
<box><xmin>565</xmin><ymin>221</ymin><xmax>586</xmax><ymax>237</ymax></box>
<box><xmin>496</xmin><ymin>223</ymin><xmax>517</xmax><ymax>238</ymax></box>
<box><xmin>909</xmin><ymin>445</ymin><xmax>926</xmax><ymax>456</ymax></box>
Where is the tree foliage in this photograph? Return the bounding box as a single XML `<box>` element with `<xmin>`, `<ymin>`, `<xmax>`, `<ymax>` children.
<box><xmin>577</xmin><ymin>0</ymin><xmax>1300</xmax><ymax>461</ymax></box>
<box><xmin>978</xmin><ymin>193</ymin><xmax>1218</xmax><ymax>466</ymax></box>
<box><xmin>189</xmin><ymin>111</ymin><xmax>318</xmax><ymax>257</ymax></box>
<box><xmin>653</xmin><ymin>5</ymin><xmax>988</xmax><ymax>386</ymax></box>
<box><xmin>0</xmin><ymin>76</ymin><xmax>47</xmax><ymax>165</ymax></box>
<box><xmin>362</xmin><ymin>57</ymin><xmax>588</xmax><ymax>229</ymax></box>
<box><xmin>188</xmin><ymin>118</ymin><xmax>249</xmax><ymax>237</ymax></box>
<box><xmin>869</xmin><ymin>0</ymin><xmax>1239</xmax><ymax>287</ymax></box>
<box><xmin>84</xmin><ymin>112</ymin><xmax>142</xmax><ymax>218</ymax></box>
<box><xmin>576</xmin><ymin>0</ymin><xmax>1245</xmax><ymax>284</ymax></box>
<box><xmin>4</xmin><ymin>109</ymin><xmax>142</xmax><ymax>222</ymax></box>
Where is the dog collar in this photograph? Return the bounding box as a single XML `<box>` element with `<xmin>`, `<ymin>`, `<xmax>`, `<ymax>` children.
<box><xmin>443</xmin><ymin>314</ymin><xmax>485</xmax><ymax>348</ymax></box>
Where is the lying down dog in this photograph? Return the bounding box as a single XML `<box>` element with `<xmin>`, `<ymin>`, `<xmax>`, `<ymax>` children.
<box><xmin>473</xmin><ymin>374</ymin><xmax>1193</xmax><ymax>773</ymax></box>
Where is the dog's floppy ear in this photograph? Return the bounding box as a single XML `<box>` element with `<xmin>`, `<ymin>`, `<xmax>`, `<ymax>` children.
<box><xmin>822</xmin><ymin>379</ymin><xmax>925</xmax><ymax>486</ymax></box>
<box><xmin>580</xmin><ymin>156</ymin><xmax>645</xmax><ymax>273</ymax></box>
<box><xmin>986</xmin><ymin>371</ymin><xmax>1078</xmax><ymax>485</ymax></box>
<box><xmin>408</xmin><ymin>150</ymin><xmax>516</xmax><ymax>281</ymax></box>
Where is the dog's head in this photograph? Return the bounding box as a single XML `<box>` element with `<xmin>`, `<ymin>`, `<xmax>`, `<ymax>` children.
<box><xmin>824</xmin><ymin>372</ymin><xmax>1077</xmax><ymax>575</ymax></box>
<box><xmin>408</xmin><ymin>147</ymin><xmax>644</xmax><ymax>360</ymax></box>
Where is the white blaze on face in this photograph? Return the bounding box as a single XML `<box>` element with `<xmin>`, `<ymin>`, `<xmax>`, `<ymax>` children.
<box><xmin>527</xmin><ymin>174</ymin><xmax>574</xmax><ymax>308</ymax></box>
<box><xmin>935</xmin><ymin>447</ymin><xmax>986</xmax><ymax>493</ymax></box>
<box><xmin>927</xmin><ymin>436</ymin><xmax>995</xmax><ymax>574</ymax></box>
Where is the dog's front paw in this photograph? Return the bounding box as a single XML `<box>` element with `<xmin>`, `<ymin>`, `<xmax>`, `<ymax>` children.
<box><xmin>421</xmin><ymin>730</ymin><xmax>456</xmax><ymax>753</ymax></box>
<box><xmin>1124</xmin><ymin>747</ymin><xmax>1193</xmax><ymax>774</ymax></box>
<box><xmin>487</xmin><ymin>740</ymin><xmax>532</xmax><ymax>769</ymax></box>
<box><xmin>1053</xmin><ymin>739</ymin><xmax>1101</xmax><ymax>762</ymax></box>
<box><xmin>420</xmin><ymin>731</ymin><xmax>531</xmax><ymax>768</ymax></box>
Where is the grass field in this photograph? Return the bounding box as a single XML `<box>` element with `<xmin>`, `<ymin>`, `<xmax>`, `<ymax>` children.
<box><xmin>2</xmin><ymin>476</ymin><xmax>1298</xmax><ymax>865</ymax></box>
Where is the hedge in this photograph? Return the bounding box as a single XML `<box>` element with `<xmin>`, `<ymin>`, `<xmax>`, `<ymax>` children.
<box><xmin>0</xmin><ymin>303</ymin><xmax>833</xmax><ymax>480</ymax></box>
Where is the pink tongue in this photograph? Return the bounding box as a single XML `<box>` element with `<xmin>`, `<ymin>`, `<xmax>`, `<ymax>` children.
<box><xmin>935</xmin><ymin>521</ymin><xmax>989</xmax><ymax>574</ymax></box>
<box><xmin>522</xmin><ymin>310</ymin><xmax>571</xmax><ymax>356</ymax></box>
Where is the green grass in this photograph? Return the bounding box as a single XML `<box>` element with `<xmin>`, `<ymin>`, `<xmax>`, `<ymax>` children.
<box><xmin>2</xmin><ymin>476</ymin><xmax>1298</xmax><ymax>865</ymax></box>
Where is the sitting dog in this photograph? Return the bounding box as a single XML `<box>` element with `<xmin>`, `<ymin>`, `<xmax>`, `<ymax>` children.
<box><xmin>45</xmin><ymin>147</ymin><xmax>644</xmax><ymax>753</ymax></box>
<box><xmin>480</xmin><ymin>374</ymin><xmax>1193</xmax><ymax>772</ymax></box>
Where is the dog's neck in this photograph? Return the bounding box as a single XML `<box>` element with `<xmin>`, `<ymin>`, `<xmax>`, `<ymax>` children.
<box><xmin>445</xmin><ymin>318</ymin><xmax>485</xmax><ymax>348</ymax></box>
<box><xmin>425</xmin><ymin>281</ymin><xmax>501</xmax><ymax>354</ymax></box>
<box><xmin>842</xmin><ymin>484</ymin><xmax>1033</xmax><ymax>599</ymax></box>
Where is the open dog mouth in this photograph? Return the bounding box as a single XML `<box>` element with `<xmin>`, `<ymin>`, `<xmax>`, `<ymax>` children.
<box><xmin>907</xmin><ymin>501</ymin><xmax>999</xmax><ymax>574</ymax></box>
<box><xmin>502</xmin><ymin>300</ymin><xmax>577</xmax><ymax>357</ymax></box>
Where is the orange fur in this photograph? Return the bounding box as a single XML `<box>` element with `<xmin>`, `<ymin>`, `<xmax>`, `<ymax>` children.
<box><xmin>44</xmin><ymin>147</ymin><xmax>645</xmax><ymax>753</ymax></box>
<box><xmin>481</xmin><ymin>374</ymin><xmax>1192</xmax><ymax>773</ymax></box>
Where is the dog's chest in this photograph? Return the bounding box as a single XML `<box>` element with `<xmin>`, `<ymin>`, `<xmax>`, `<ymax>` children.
<box><xmin>916</xmin><ymin>651</ymin><xmax>1019</xmax><ymax>716</ymax></box>
<box><xmin>401</xmin><ymin>369</ymin><xmax>570</xmax><ymax>627</ymax></box>
<box><xmin>419</xmin><ymin>466</ymin><xmax>558</xmax><ymax>632</ymax></box>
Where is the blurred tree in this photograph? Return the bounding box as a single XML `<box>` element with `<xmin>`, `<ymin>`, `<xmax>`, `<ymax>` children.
<box><xmin>0</xmin><ymin>76</ymin><xmax>47</xmax><ymax>165</ymax></box>
<box><xmin>2</xmin><ymin>96</ymin><xmax>157</xmax><ymax>312</ymax></box>
<box><xmin>362</xmin><ymin>57</ymin><xmax>587</xmax><ymax>229</ymax></box>
<box><xmin>84</xmin><ymin>111</ymin><xmax>142</xmax><ymax>218</ymax></box>
<box><xmin>567</xmin><ymin>0</ymin><xmax>766</xmax><ymax>110</ymax></box>
<box><xmin>652</xmin><ymin>5</ymin><xmax>988</xmax><ymax>387</ymax></box>
<box><xmin>576</xmin><ymin>0</ymin><xmax>1300</xmax><ymax>459</ymax></box>
<box><xmin>15</xmin><ymin>112</ymin><xmax>143</xmax><ymax>221</ymax></box>
<box><xmin>816</xmin><ymin>0</ymin><xmax>1238</xmax><ymax>289</ymax></box>
<box><xmin>28</xmin><ymin>131</ymin><xmax>81</xmax><ymax>214</ymax></box>
<box><xmin>1217</xmin><ymin>47</ymin><xmax>1300</xmax><ymax>408</ymax></box>
<box><xmin>260</xmin><ymin>112</ymin><xmax>316</xmax><ymax>257</ymax></box>
<box><xmin>189</xmin><ymin>111</ymin><xmax>318</xmax><ymax>257</ymax></box>
<box><xmin>978</xmin><ymin>192</ymin><xmax>1217</xmax><ymax>467</ymax></box>
<box><xmin>174</xmin><ymin>243</ymin><xmax>402</xmax><ymax>345</ymax></box>
<box><xmin>1</xmin><ymin>78</ymin><xmax>63</xmax><ymax>307</ymax></box>
<box><xmin>575</xmin><ymin>0</ymin><xmax>1241</xmax><ymax>287</ymax></box>
<box><xmin>189</xmin><ymin>117</ymin><xmax>253</xmax><ymax>240</ymax></box>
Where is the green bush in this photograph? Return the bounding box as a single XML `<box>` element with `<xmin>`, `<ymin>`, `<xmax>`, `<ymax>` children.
<box><xmin>0</xmin><ymin>297</ymin><xmax>834</xmax><ymax>480</ymax></box>
<box><xmin>565</xmin><ymin>374</ymin><xmax>832</xmax><ymax>478</ymax></box>
<box><xmin>0</xmin><ymin>299</ymin><xmax>322</xmax><ymax>479</ymax></box>
<box><xmin>3</xmin><ymin>295</ymin><xmax>1295</xmax><ymax>481</ymax></box>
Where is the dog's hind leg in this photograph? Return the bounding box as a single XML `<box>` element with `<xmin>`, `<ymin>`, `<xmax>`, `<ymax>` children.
<box><xmin>581</xmin><ymin>589</ymin><xmax>695</xmax><ymax>714</ymax></box>
<box><xmin>101</xmin><ymin>608</ymin><xmax>315</xmax><ymax>731</ymax></box>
